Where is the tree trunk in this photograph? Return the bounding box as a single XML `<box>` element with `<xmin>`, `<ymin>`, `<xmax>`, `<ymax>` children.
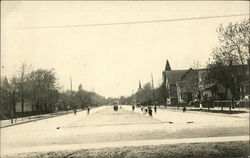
<box><xmin>21</xmin><ymin>93</ymin><xmax>24</xmax><ymax>113</ymax></box>
<box><xmin>224</xmin><ymin>88</ymin><xmax>228</xmax><ymax>100</ymax></box>
<box><xmin>45</xmin><ymin>103</ymin><xmax>47</xmax><ymax>112</ymax></box>
<box><xmin>36</xmin><ymin>99</ymin><xmax>39</xmax><ymax>114</ymax></box>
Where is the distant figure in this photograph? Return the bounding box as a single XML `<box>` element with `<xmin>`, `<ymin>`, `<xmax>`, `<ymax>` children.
<box><xmin>199</xmin><ymin>101</ymin><xmax>203</xmax><ymax>110</ymax></box>
<box><xmin>132</xmin><ymin>105</ymin><xmax>135</xmax><ymax>111</ymax></box>
<box><xmin>74</xmin><ymin>109</ymin><xmax>77</xmax><ymax>115</ymax></box>
<box><xmin>148</xmin><ymin>107</ymin><xmax>153</xmax><ymax>117</ymax></box>
<box><xmin>87</xmin><ymin>107</ymin><xmax>90</xmax><ymax>115</ymax></box>
<box><xmin>182</xmin><ymin>106</ymin><xmax>186</xmax><ymax>112</ymax></box>
<box><xmin>145</xmin><ymin>108</ymin><xmax>148</xmax><ymax>114</ymax></box>
<box><xmin>154</xmin><ymin>106</ymin><xmax>157</xmax><ymax>113</ymax></box>
<box><xmin>114</xmin><ymin>105</ymin><xmax>118</xmax><ymax>111</ymax></box>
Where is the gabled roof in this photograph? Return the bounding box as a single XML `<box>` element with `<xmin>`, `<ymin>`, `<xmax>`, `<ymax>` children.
<box><xmin>180</xmin><ymin>68</ymin><xmax>193</xmax><ymax>81</ymax></box>
<box><xmin>165</xmin><ymin>70</ymin><xmax>189</xmax><ymax>85</ymax></box>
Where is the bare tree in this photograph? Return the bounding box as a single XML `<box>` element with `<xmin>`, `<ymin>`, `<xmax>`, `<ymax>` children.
<box><xmin>11</xmin><ymin>63</ymin><xmax>32</xmax><ymax>113</ymax></box>
<box><xmin>216</xmin><ymin>19</ymin><xmax>249</xmax><ymax>65</ymax></box>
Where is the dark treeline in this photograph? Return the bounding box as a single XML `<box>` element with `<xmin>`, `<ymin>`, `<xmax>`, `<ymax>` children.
<box><xmin>119</xmin><ymin>82</ymin><xmax>168</xmax><ymax>106</ymax></box>
<box><xmin>0</xmin><ymin>64</ymin><xmax>107</xmax><ymax>118</ymax></box>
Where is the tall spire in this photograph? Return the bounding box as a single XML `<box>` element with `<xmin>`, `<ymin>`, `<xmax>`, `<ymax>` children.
<box><xmin>138</xmin><ymin>80</ymin><xmax>142</xmax><ymax>90</ymax></box>
<box><xmin>165</xmin><ymin>60</ymin><xmax>171</xmax><ymax>71</ymax></box>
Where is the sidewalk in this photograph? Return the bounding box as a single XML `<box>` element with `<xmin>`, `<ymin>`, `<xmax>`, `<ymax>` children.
<box><xmin>123</xmin><ymin>105</ymin><xmax>248</xmax><ymax>127</ymax></box>
<box><xmin>0</xmin><ymin>107</ymin><xmax>104</xmax><ymax>128</ymax></box>
<box><xmin>160</xmin><ymin>106</ymin><xmax>250</xmax><ymax>119</ymax></box>
<box><xmin>3</xmin><ymin>135</ymin><xmax>248</xmax><ymax>155</ymax></box>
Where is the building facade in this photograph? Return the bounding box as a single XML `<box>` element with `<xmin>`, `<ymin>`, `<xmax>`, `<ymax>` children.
<box><xmin>162</xmin><ymin>59</ymin><xmax>250</xmax><ymax>105</ymax></box>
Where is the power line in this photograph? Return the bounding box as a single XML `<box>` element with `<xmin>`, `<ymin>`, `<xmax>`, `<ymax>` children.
<box><xmin>15</xmin><ymin>13</ymin><xmax>248</xmax><ymax>30</ymax></box>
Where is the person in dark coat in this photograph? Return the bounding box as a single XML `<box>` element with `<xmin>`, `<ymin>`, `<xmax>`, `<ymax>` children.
<box><xmin>132</xmin><ymin>105</ymin><xmax>135</xmax><ymax>111</ymax></box>
<box><xmin>74</xmin><ymin>109</ymin><xmax>77</xmax><ymax>115</ymax></box>
<box><xmin>87</xmin><ymin>107</ymin><xmax>90</xmax><ymax>114</ymax></box>
<box><xmin>148</xmin><ymin>106</ymin><xmax>153</xmax><ymax>117</ymax></box>
<box><xmin>182</xmin><ymin>106</ymin><xmax>186</xmax><ymax>112</ymax></box>
<box><xmin>154</xmin><ymin>106</ymin><xmax>157</xmax><ymax>113</ymax></box>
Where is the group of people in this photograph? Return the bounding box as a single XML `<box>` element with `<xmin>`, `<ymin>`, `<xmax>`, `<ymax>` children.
<box><xmin>74</xmin><ymin>106</ymin><xmax>91</xmax><ymax>115</ymax></box>
<box><xmin>132</xmin><ymin>105</ymin><xmax>157</xmax><ymax>117</ymax></box>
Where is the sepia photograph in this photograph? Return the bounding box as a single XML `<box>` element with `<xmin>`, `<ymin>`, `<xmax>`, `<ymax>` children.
<box><xmin>0</xmin><ymin>1</ymin><xmax>249</xmax><ymax>158</ymax></box>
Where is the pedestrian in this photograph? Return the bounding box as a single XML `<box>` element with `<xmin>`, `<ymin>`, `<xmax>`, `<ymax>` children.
<box><xmin>182</xmin><ymin>106</ymin><xmax>186</xmax><ymax>112</ymax></box>
<box><xmin>74</xmin><ymin>109</ymin><xmax>77</xmax><ymax>115</ymax></box>
<box><xmin>148</xmin><ymin>107</ymin><xmax>153</xmax><ymax>117</ymax></box>
<box><xmin>87</xmin><ymin>106</ymin><xmax>90</xmax><ymax>115</ymax></box>
<box><xmin>154</xmin><ymin>106</ymin><xmax>157</xmax><ymax>113</ymax></box>
<box><xmin>132</xmin><ymin>105</ymin><xmax>135</xmax><ymax>111</ymax></box>
<box><xmin>199</xmin><ymin>101</ymin><xmax>203</xmax><ymax>110</ymax></box>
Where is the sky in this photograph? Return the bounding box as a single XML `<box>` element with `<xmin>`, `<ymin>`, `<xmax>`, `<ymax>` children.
<box><xmin>1</xmin><ymin>1</ymin><xmax>249</xmax><ymax>98</ymax></box>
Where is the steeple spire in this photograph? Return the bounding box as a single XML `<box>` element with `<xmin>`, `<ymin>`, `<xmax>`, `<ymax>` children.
<box><xmin>165</xmin><ymin>60</ymin><xmax>171</xmax><ymax>71</ymax></box>
<box><xmin>138</xmin><ymin>80</ymin><xmax>142</xmax><ymax>90</ymax></box>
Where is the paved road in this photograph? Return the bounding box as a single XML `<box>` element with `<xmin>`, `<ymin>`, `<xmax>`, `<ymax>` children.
<box><xmin>1</xmin><ymin>105</ymin><xmax>249</xmax><ymax>156</ymax></box>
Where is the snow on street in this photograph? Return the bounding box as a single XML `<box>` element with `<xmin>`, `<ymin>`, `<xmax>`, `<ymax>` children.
<box><xmin>1</xmin><ymin>105</ymin><xmax>249</xmax><ymax>156</ymax></box>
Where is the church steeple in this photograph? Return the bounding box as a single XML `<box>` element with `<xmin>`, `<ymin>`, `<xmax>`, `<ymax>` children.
<box><xmin>138</xmin><ymin>80</ymin><xmax>142</xmax><ymax>90</ymax></box>
<box><xmin>165</xmin><ymin>60</ymin><xmax>171</xmax><ymax>71</ymax></box>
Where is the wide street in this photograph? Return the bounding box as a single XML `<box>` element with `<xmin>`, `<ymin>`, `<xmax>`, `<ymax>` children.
<box><xmin>1</xmin><ymin>105</ymin><xmax>249</xmax><ymax>157</ymax></box>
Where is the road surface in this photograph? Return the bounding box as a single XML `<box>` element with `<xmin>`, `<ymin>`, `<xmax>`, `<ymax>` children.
<box><xmin>1</xmin><ymin>105</ymin><xmax>249</xmax><ymax>156</ymax></box>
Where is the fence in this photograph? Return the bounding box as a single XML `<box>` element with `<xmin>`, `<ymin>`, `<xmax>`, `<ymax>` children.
<box><xmin>164</xmin><ymin>99</ymin><xmax>249</xmax><ymax>113</ymax></box>
<box><xmin>0</xmin><ymin>109</ymin><xmax>83</xmax><ymax>128</ymax></box>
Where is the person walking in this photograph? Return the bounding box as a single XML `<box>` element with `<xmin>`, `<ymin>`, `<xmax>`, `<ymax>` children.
<box><xmin>199</xmin><ymin>101</ymin><xmax>203</xmax><ymax>111</ymax></box>
<box><xmin>87</xmin><ymin>106</ymin><xmax>90</xmax><ymax>115</ymax></box>
<box><xmin>74</xmin><ymin>109</ymin><xmax>77</xmax><ymax>115</ymax></box>
<box><xmin>182</xmin><ymin>105</ymin><xmax>186</xmax><ymax>112</ymax></box>
<box><xmin>132</xmin><ymin>105</ymin><xmax>135</xmax><ymax>111</ymax></box>
<box><xmin>148</xmin><ymin>106</ymin><xmax>153</xmax><ymax>117</ymax></box>
<box><xmin>154</xmin><ymin>106</ymin><xmax>157</xmax><ymax>113</ymax></box>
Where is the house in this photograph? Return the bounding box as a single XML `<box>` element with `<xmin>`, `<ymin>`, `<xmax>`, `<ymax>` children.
<box><xmin>162</xmin><ymin>60</ymin><xmax>191</xmax><ymax>105</ymax></box>
<box><xmin>162</xmin><ymin>59</ymin><xmax>250</xmax><ymax>105</ymax></box>
<box><xmin>0</xmin><ymin>76</ymin><xmax>11</xmax><ymax>116</ymax></box>
<box><xmin>176</xmin><ymin>68</ymin><xmax>199</xmax><ymax>103</ymax></box>
<box><xmin>239</xmin><ymin>58</ymin><xmax>250</xmax><ymax>99</ymax></box>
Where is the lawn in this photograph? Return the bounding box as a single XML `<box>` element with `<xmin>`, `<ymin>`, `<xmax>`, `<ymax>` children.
<box><xmin>3</xmin><ymin>141</ymin><xmax>249</xmax><ymax>158</ymax></box>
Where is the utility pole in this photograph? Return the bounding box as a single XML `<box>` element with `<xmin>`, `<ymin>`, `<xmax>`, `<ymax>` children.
<box><xmin>11</xmin><ymin>90</ymin><xmax>16</xmax><ymax>124</ymax></box>
<box><xmin>132</xmin><ymin>90</ymin><xmax>135</xmax><ymax>105</ymax></box>
<box><xmin>92</xmin><ymin>88</ymin><xmax>96</xmax><ymax>106</ymax></box>
<box><xmin>151</xmin><ymin>74</ymin><xmax>155</xmax><ymax>106</ymax></box>
<box><xmin>70</xmin><ymin>76</ymin><xmax>73</xmax><ymax>110</ymax></box>
<box><xmin>70</xmin><ymin>76</ymin><xmax>73</xmax><ymax>94</ymax></box>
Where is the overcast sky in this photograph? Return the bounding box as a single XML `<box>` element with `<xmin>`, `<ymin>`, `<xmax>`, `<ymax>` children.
<box><xmin>1</xmin><ymin>1</ymin><xmax>249</xmax><ymax>98</ymax></box>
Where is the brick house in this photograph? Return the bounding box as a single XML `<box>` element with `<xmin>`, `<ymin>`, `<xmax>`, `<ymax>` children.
<box><xmin>162</xmin><ymin>59</ymin><xmax>250</xmax><ymax>105</ymax></box>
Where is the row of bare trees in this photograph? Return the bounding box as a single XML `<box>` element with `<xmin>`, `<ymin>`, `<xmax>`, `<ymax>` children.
<box><xmin>1</xmin><ymin>64</ymin><xmax>60</xmax><ymax>116</ymax></box>
<box><xmin>205</xmin><ymin>18</ymin><xmax>249</xmax><ymax>100</ymax></box>
<box><xmin>119</xmin><ymin>82</ymin><xmax>168</xmax><ymax>106</ymax></box>
<box><xmin>1</xmin><ymin>64</ymin><xmax>107</xmax><ymax>119</ymax></box>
